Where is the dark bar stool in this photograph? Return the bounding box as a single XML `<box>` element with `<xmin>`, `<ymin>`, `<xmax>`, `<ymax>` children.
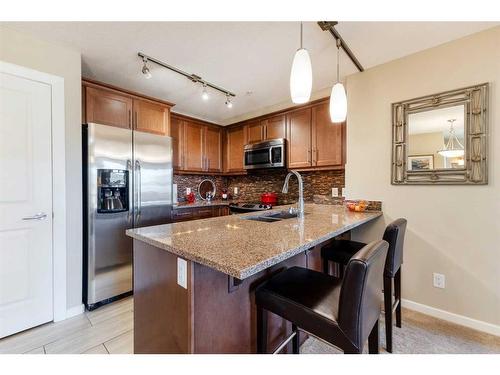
<box><xmin>255</xmin><ymin>240</ymin><xmax>388</xmax><ymax>354</ymax></box>
<box><xmin>321</xmin><ymin>218</ymin><xmax>407</xmax><ymax>353</ymax></box>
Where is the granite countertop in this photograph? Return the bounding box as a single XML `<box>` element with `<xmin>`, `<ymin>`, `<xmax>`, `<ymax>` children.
<box><xmin>126</xmin><ymin>204</ymin><xmax>382</xmax><ymax>280</ymax></box>
<box><xmin>173</xmin><ymin>200</ymin><xmax>236</xmax><ymax>210</ymax></box>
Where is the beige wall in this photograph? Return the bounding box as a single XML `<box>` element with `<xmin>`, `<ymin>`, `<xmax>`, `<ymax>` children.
<box><xmin>346</xmin><ymin>26</ymin><xmax>500</xmax><ymax>327</ymax></box>
<box><xmin>408</xmin><ymin>132</ymin><xmax>445</xmax><ymax>169</ymax></box>
<box><xmin>0</xmin><ymin>26</ymin><xmax>83</xmax><ymax>310</ymax></box>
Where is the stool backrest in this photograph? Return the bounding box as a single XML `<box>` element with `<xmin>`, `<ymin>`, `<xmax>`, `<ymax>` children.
<box><xmin>382</xmin><ymin>218</ymin><xmax>407</xmax><ymax>277</ymax></box>
<box><xmin>338</xmin><ymin>240</ymin><xmax>388</xmax><ymax>349</ymax></box>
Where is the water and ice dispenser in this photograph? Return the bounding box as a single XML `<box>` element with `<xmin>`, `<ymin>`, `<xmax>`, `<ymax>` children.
<box><xmin>97</xmin><ymin>169</ymin><xmax>129</xmax><ymax>213</ymax></box>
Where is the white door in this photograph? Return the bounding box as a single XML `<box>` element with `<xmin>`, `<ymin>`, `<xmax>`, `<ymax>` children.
<box><xmin>0</xmin><ymin>72</ymin><xmax>54</xmax><ymax>338</ymax></box>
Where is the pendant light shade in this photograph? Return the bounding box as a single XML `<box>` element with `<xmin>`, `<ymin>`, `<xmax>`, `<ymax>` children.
<box><xmin>290</xmin><ymin>23</ymin><xmax>312</xmax><ymax>104</ymax></box>
<box><xmin>329</xmin><ymin>83</ymin><xmax>347</xmax><ymax>122</ymax></box>
<box><xmin>437</xmin><ymin>119</ymin><xmax>464</xmax><ymax>158</ymax></box>
<box><xmin>329</xmin><ymin>38</ymin><xmax>347</xmax><ymax>123</ymax></box>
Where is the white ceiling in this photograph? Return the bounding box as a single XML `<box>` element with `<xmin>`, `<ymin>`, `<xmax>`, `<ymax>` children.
<box><xmin>3</xmin><ymin>22</ymin><xmax>498</xmax><ymax>124</ymax></box>
<box><xmin>408</xmin><ymin>105</ymin><xmax>465</xmax><ymax>137</ymax></box>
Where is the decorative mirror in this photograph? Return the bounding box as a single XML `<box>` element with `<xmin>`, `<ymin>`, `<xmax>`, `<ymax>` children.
<box><xmin>392</xmin><ymin>83</ymin><xmax>488</xmax><ymax>185</ymax></box>
<box><xmin>198</xmin><ymin>179</ymin><xmax>216</xmax><ymax>200</ymax></box>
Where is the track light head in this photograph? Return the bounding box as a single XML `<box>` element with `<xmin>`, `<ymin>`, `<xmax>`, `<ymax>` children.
<box><xmin>225</xmin><ymin>94</ymin><xmax>233</xmax><ymax>108</ymax></box>
<box><xmin>142</xmin><ymin>57</ymin><xmax>152</xmax><ymax>79</ymax></box>
<box><xmin>201</xmin><ymin>84</ymin><xmax>209</xmax><ymax>101</ymax></box>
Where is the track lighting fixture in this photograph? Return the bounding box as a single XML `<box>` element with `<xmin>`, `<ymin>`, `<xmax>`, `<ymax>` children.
<box><xmin>138</xmin><ymin>52</ymin><xmax>235</xmax><ymax>108</ymax></box>
<box><xmin>201</xmin><ymin>84</ymin><xmax>209</xmax><ymax>101</ymax></box>
<box><xmin>225</xmin><ymin>94</ymin><xmax>233</xmax><ymax>108</ymax></box>
<box><xmin>141</xmin><ymin>57</ymin><xmax>152</xmax><ymax>79</ymax></box>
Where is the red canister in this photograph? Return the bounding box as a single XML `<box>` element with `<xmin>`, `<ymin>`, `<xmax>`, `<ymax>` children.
<box><xmin>261</xmin><ymin>192</ymin><xmax>278</xmax><ymax>205</ymax></box>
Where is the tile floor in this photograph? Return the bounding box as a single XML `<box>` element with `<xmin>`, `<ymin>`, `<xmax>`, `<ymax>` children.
<box><xmin>1</xmin><ymin>296</ymin><xmax>499</xmax><ymax>354</ymax></box>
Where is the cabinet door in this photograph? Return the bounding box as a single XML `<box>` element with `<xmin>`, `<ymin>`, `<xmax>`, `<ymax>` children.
<box><xmin>312</xmin><ymin>102</ymin><xmax>343</xmax><ymax>167</ymax></box>
<box><xmin>204</xmin><ymin>126</ymin><xmax>222</xmax><ymax>172</ymax></box>
<box><xmin>287</xmin><ymin>108</ymin><xmax>312</xmax><ymax>168</ymax></box>
<box><xmin>183</xmin><ymin>121</ymin><xmax>205</xmax><ymax>172</ymax></box>
<box><xmin>171</xmin><ymin>116</ymin><xmax>184</xmax><ymax>170</ymax></box>
<box><xmin>246</xmin><ymin>121</ymin><xmax>264</xmax><ymax>144</ymax></box>
<box><xmin>133</xmin><ymin>99</ymin><xmax>169</xmax><ymax>135</ymax></box>
<box><xmin>263</xmin><ymin>114</ymin><xmax>286</xmax><ymax>140</ymax></box>
<box><xmin>85</xmin><ymin>86</ymin><xmax>132</xmax><ymax>128</ymax></box>
<box><xmin>225</xmin><ymin>126</ymin><xmax>247</xmax><ymax>172</ymax></box>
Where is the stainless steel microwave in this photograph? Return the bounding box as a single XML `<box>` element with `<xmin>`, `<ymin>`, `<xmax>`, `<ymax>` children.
<box><xmin>244</xmin><ymin>138</ymin><xmax>286</xmax><ymax>169</ymax></box>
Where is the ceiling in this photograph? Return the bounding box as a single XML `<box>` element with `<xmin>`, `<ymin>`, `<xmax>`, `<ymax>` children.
<box><xmin>3</xmin><ymin>22</ymin><xmax>498</xmax><ymax>125</ymax></box>
<box><xmin>408</xmin><ymin>105</ymin><xmax>465</xmax><ymax>138</ymax></box>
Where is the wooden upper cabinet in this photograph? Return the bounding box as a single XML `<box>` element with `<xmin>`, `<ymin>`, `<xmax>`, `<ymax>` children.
<box><xmin>171</xmin><ymin>116</ymin><xmax>184</xmax><ymax>170</ymax></box>
<box><xmin>85</xmin><ymin>86</ymin><xmax>132</xmax><ymax>128</ymax></box>
<box><xmin>246</xmin><ymin>121</ymin><xmax>264</xmax><ymax>144</ymax></box>
<box><xmin>183</xmin><ymin>121</ymin><xmax>205</xmax><ymax>172</ymax></box>
<box><xmin>133</xmin><ymin>99</ymin><xmax>170</xmax><ymax>136</ymax></box>
<box><xmin>287</xmin><ymin>108</ymin><xmax>312</xmax><ymax>168</ymax></box>
<box><xmin>225</xmin><ymin>126</ymin><xmax>247</xmax><ymax>173</ymax></box>
<box><xmin>204</xmin><ymin>126</ymin><xmax>222</xmax><ymax>172</ymax></box>
<box><xmin>262</xmin><ymin>114</ymin><xmax>286</xmax><ymax>140</ymax></box>
<box><xmin>312</xmin><ymin>102</ymin><xmax>343</xmax><ymax>167</ymax></box>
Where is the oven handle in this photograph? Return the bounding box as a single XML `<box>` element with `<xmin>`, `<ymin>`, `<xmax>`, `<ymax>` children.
<box><xmin>268</xmin><ymin>146</ymin><xmax>273</xmax><ymax>164</ymax></box>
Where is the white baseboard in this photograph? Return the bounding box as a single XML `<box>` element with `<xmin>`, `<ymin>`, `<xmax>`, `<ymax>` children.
<box><xmin>65</xmin><ymin>304</ymin><xmax>85</xmax><ymax>319</ymax></box>
<box><xmin>402</xmin><ymin>299</ymin><xmax>500</xmax><ymax>337</ymax></box>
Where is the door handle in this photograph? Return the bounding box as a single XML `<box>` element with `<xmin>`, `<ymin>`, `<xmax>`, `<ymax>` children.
<box><xmin>135</xmin><ymin>160</ymin><xmax>142</xmax><ymax>223</ymax></box>
<box><xmin>22</xmin><ymin>212</ymin><xmax>48</xmax><ymax>221</ymax></box>
<box><xmin>126</xmin><ymin>159</ymin><xmax>132</xmax><ymax>223</ymax></box>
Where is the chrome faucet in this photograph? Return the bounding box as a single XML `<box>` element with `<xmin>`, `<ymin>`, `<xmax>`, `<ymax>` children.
<box><xmin>282</xmin><ymin>170</ymin><xmax>304</xmax><ymax>218</ymax></box>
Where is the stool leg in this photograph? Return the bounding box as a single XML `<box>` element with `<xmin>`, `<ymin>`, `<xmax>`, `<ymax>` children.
<box><xmin>322</xmin><ymin>258</ymin><xmax>329</xmax><ymax>274</ymax></box>
<box><xmin>292</xmin><ymin>324</ymin><xmax>300</xmax><ymax>354</ymax></box>
<box><xmin>384</xmin><ymin>275</ymin><xmax>393</xmax><ymax>353</ymax></box>
<box><xmin>395</xmin><ymin>269</ymin><xmax>402</xmax><ymax>328</ymax></box>
<box><xmin>368</xmin><ymin>319</ymin><xmax>380</xmax><ymax>354</ymax></box>
<box><xmin>257</xmin><ymin>305</ymin><xmax>268</xmax><ymax>354</ymax></box>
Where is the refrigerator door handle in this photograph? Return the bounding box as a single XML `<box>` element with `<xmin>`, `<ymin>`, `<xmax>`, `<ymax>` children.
<box><xmin>135</xmin><ymin>159</ymin><xmax>142</xmax><ymax>223</ymax></box>
<box><xmin>126</xmin><ymin>159</ymin><xmax>132</xmax><ymax>223</ymax></box>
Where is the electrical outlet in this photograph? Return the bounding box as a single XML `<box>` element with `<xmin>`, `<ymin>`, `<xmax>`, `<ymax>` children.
<box><xmin>234</xmin><ymin>187</ymin><xmax>239</xmax><ymax>195</ymax></box>
<box><xmin>177</xmin><ymin>258</ymin><xmax>187</xmax><ymax>289</ymax></box>
<box><xmin>433</xmin><ymin>273</ymin><xmax>445</xmax><ymax>289</ymax></box>
<box><xmin>186</xmin><ymin>187</ymin><xmax>191</xmax><ymax>195</ymax></box>
<box><xmin>341</xmin><ymin>187</ymin><xmax>347</xmax><ymax>198</ymax></box>
<box><xmin>332</xmin><ymin>187</ymin><xmax>339</xmax><ymax>197</ymax></box>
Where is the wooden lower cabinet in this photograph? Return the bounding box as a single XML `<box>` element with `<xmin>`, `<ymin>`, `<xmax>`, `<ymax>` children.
<box><xmin>171</xmin><ymin>205</ymin><xmax>230</xmax><ymax>223</ymax></box>
<box><xmin>132</xmin><ymin>235</ymin><xmax>349</xmax><ymax>354</ymax></box>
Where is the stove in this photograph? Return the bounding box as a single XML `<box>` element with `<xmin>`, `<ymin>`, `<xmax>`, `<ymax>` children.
<box><xmin>228</xmin><ymin>202</ymin><xmax>273</xmax><ymax>214</ymax></box>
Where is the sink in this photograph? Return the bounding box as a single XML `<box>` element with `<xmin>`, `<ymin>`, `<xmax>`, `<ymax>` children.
<box><xmin>242</xmin><ymin>210</ymin><xmax>299</xmax><ymax>223</ymax></box>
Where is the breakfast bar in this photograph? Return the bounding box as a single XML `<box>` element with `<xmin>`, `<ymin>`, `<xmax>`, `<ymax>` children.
<box><xmin>126</xmin><ymin>203</ymin><xmax>382</xmax><ymax>353</ymax></box>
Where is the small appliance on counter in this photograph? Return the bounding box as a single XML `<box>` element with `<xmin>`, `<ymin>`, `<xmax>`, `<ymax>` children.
<box><xmin>261</xmin><ymin>192</ymin><xmax>278</xmax><ymax>206</ymax></box>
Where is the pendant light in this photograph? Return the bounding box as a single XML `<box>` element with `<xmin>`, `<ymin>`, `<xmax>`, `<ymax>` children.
<box><xmin>329</xmin><ymin>39</ymin><xmax>347</xmax><ymax>123</ymax></box>
<box><xmin>290</xmin><ymin>22</ymin><xmax>312</xmax><ymax>104</ymax></box>
<box><xmin>437</xmin><ymin>119</ymin><xmax>464</xmax><ymax>158</ymax></box>
<box><xmin>141</xmin><ymin>57</ymin><xmax>152</xmax><ymax>79</ymax></box>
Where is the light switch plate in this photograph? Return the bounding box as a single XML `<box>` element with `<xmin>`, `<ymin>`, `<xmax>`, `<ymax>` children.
<box><xmin>433</xmin><ymin>273</ymin><xmax>445</xmax><ymax>289</ymax></box>
<box><xmin>332</xmin><ymin>188</ymin><xmax>339</xmax><ymax>197</ymax></box>
<box><xmin>177</xmin><ymin>258</ymin><xmax>187</xmax><ymax>289</ymax></box>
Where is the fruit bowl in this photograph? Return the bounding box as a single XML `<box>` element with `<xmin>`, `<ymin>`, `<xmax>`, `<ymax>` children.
<box><xmin>346</xmin><ymin>200</ymin><xmax>368</xmax><ymax>212</ymax></box>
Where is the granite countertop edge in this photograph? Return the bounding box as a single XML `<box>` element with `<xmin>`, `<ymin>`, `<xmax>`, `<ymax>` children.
<box><xmin>126</xmin><ymin>209</ymin><xmax>382</xmax><ymax>280</ymax></box>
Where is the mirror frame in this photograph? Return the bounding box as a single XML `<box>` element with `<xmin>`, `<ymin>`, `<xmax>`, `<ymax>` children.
<box><xmin>198</xmin><ymin>179</ymin><xmax>216</xmax><ymax>200</ymax></box>
<box><xmin>391</xmin><ymin>83</ymin><xmax>488</xmax><ymax>185</ymax></box>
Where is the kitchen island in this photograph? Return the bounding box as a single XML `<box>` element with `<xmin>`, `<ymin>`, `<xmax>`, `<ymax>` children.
<box><xmin>126</xmin><ymin>203</ymin><xmax>382</xmax><ymax>353</ymax></box>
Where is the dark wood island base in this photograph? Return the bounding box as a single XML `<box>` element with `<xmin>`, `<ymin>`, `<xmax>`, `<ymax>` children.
<box><xmin>133</xmin><ymin>237</ymin><xmax>345</xmax><ymax>354</ymax></box>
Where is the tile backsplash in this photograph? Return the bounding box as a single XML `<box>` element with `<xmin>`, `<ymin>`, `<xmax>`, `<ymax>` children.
<box><xmin>173</xmin><ymin>169</ymin><xmax>344</xmax><ymax>204</ymax></box>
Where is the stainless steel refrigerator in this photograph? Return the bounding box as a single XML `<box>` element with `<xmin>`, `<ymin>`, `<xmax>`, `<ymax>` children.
<box><xmin>83</xmin><ymin>123</ymin><xmax>173</xmax><ymax>310</ymax></box>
